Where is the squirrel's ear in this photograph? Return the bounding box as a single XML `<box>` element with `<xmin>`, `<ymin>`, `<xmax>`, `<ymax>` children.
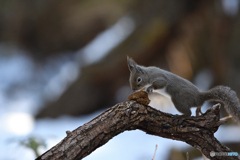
<box><xmin>136</xmin><ymin>66</ymin><xmax>144</xmax><ymax>75</ymax></box>
<box><xmin>127</xmin><ymin>56</ymin><xmax>137</xmax><ymax>72</ymax></box>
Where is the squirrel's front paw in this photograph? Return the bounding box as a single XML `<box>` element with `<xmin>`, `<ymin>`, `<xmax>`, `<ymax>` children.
<box><xmin>146</xmin><ymin>86</ymin><xmax>153</xmax><ymax>94</ymax></box>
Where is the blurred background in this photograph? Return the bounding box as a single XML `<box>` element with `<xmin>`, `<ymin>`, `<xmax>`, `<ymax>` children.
<box><xmin>0</xmin><ymin>0</ymin><xmax>240</xmax><ymax>159</ymax></box>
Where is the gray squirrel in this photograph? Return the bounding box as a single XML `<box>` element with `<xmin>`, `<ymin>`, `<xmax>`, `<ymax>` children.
<box><xmin>127</xmin><ymin>57</ymin><xmax>240</xmax><ymax>122</ymax></box>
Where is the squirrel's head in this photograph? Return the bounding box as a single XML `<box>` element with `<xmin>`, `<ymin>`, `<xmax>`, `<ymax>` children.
<box><xmin>127</xmin><ymin>57</ymin><xmax>148</xmax><ymax>92</ymax></box>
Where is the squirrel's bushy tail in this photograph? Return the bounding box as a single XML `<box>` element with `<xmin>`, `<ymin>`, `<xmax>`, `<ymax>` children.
<box><xmin>201</xmin><ymin>85</ymin><xmax>240</xmax><ymax>122</ymax></box>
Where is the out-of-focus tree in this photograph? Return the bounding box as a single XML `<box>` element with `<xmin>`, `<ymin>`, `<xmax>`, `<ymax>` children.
<box><xmin>36</xmin><ymin>0</ymin><xmax>240</xmax><ymax>119</ymax></box>
<box><xmin>0</xmin><ymin>0</ymin><xmax>131</xmax><ymax>58</ymax></box>
<box><xmin>2</xmin><ymin>0</ymin><xmax>240</xmax><ymax>159</ymax></box>
<box><xmin>1</xmin><ymin>0</ymin><xmax>240</xmax><ymax>121</ymax></box>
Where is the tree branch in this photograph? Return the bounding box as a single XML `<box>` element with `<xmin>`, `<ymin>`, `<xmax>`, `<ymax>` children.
<box><xmin>36</xmin><ymin>101</ymin><xmax>239</xmax><ymax>160</ymax></box>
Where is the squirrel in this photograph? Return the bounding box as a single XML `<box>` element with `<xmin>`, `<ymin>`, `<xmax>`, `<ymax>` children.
<box><xmin>127</xmin><ymin>56</ymin><xmax>240</xmax><ymax>122</ymax></box>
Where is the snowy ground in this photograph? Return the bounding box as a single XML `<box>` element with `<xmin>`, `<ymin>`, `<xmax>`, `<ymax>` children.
<box><xmin>1</xmin><ymin>4</ymin><xmax>240</xmax><ymax>158</ymax></box>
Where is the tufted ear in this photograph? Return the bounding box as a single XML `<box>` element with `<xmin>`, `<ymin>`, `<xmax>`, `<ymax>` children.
<box><xmin>127</xmin><ymin>56</ymin><xmax>137</xmax><ymax>72</ymax></box>
<box><xmin>136</xmin><ymin>66</ymin><xmax>144</xmax><ymax>75</ymax></box>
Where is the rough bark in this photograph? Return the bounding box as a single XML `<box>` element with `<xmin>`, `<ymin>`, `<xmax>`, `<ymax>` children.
<box><xmin>36</xmin><ymin>101</ymin><xmax>239</xmax><ymax>160</ymax></box>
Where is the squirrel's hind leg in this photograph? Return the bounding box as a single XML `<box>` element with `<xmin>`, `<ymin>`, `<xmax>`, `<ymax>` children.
<box><xmin>172</xmin><ymin>98</ymin><xmax>192</xmax><ymax>117</ymax></box>
<box><xmin>196</xmin><ymin>106</ymin><xmax>203</xmax><ymax>116</ymax></box>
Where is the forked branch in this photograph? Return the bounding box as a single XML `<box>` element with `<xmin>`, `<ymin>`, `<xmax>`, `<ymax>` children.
<box><xmin>36</xmin><ymin>101</ymin><xmax>238</xmax><ymax>160</ymax></box>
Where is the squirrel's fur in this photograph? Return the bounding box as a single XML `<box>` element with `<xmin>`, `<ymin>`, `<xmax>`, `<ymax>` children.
<box><xmin>127</xmin><ymin>57</ymin><xmax>240</xmax><ymax>122</ymax></box>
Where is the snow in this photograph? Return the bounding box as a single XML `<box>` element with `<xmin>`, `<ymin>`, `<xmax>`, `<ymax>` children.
<box><xmin>0</xmin><ymin>14</ymin><xmax>239</xmax><ymax>160</ymax></box>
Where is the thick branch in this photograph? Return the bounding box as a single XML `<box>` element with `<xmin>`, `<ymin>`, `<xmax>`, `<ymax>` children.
<box><xmin>36</xmin><ymin>101</ymin><xmax>239</xmax><ymax>160</ymax></box>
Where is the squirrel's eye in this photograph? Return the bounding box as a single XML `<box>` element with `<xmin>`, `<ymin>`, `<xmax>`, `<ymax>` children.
<box><xmin>137</xmin><ymin>77</ymin><xmax>142</xmax><ymax>83</ymax></box>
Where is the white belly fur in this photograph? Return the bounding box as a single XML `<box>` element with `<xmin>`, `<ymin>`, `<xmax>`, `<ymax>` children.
<box><xmin>143</xmin><ymin>84</ymin><xmax>171</xmax><ymax>99</ymax></box>
<box><xmin>153</xmin><ymin>88</ymin><xmax>171</xmax><ymax>99</ymax></box>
